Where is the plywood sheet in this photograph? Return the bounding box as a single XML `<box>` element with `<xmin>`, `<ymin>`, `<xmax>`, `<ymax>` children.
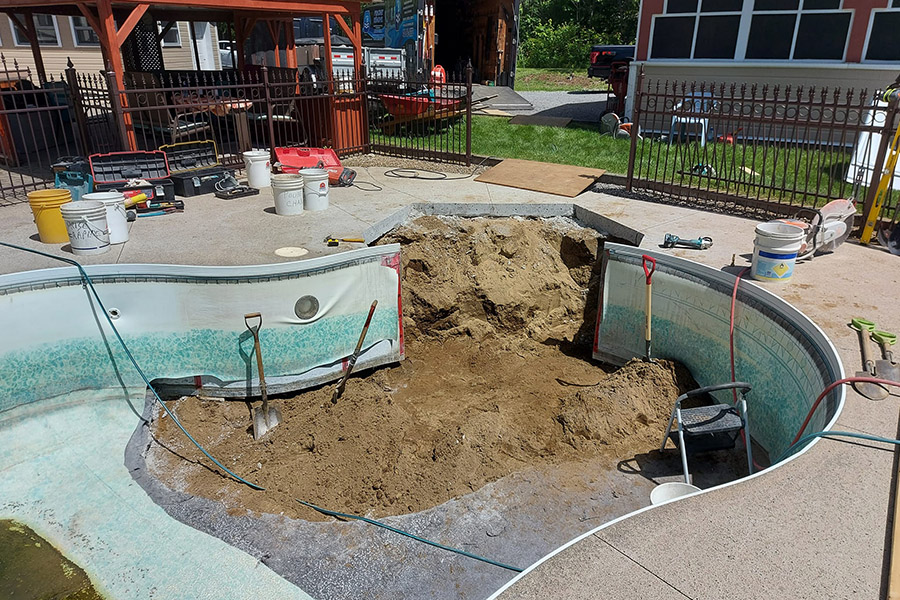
<box><xmin>508</xmin><ymin>115</ymin><xmax>572</xmax><ymax>128</ymax></box>
<box><xmin>474</xmin><ymin>159</ymin><xmax>606</xmax><ymax>197</ymax></box>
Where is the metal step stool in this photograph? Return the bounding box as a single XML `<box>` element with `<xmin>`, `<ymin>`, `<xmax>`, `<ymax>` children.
<box><xmin>660</xmin><ymin>382</ymin><xmax>753</xmax><ymax>484</ymax></box>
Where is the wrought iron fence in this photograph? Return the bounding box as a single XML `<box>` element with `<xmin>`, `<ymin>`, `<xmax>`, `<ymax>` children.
<box><xmin>0</xmin><ymin>58</ymin><xmax>473</xmax><ymax>204</ymax></box>
<box><xmin>626</xmin><ymin>66</ymin><xmax>900</xmax><ymax>228</ymax></box>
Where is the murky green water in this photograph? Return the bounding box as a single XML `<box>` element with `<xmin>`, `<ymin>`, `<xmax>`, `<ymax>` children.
<box><xmin>0</xmin><ymin>520</ymin><xmax>104</xmax><ymax>599</ymax></box>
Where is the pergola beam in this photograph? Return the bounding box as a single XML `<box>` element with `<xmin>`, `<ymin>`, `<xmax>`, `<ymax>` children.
<box><xmin>7</xmin><ymin>11</ymin><xmax>48</xmax><ymax>83</ymax></box>
<box><xmin>115</xmin><ymin>3</ymin><xmax>149</xmax><ymax>48</ymax></box>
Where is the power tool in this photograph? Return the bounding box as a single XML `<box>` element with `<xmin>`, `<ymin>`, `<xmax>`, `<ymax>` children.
<box><xmin>662</xmin><ymin>233</ymin><xmax>713</xmax><ymax>250</ymax></box>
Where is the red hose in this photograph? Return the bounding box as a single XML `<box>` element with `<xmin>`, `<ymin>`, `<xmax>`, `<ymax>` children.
<box><xmin>791</xmin><ymin>376</ymin><xmax>900</xmax><ymax>446</ymax></box>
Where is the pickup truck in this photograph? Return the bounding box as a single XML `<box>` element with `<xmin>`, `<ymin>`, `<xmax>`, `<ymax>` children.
<box><xmin>588</xmin><ymin>45</ymin><xmax>635</xmax><ymax>80</ymax></box>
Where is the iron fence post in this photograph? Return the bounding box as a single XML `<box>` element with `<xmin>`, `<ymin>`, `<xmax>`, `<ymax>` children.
<box><xmin>626</xmin><ymin>65</ymin><xmax>644</xmax><ymax>192</ymax></box>
<box><xmin>360</xmin><ymin>63</ymin><xmax>371</xmax><ymax>154</ymax></box>
<box><xmin>859</xmin><ymin>96</ymin><xmax>900</xmax><ymax>233</ymax></box>
<box><xmin>262</xmin><ymin>66</ymin><xmax>276</xmax><ymax>163</ymax></box>
<box><xmin>106</xmin><ymin>68</ymin><xmax>130</xmax><ymax>152</ymax></box>
<box><xmin>65</xmin><ymin>58</ymin><xmax>90</xmax><ymax>156</ymax></box>
<box><xmin>466</xmin><ymin>60</ymin><xmax>473</xmax><ymax>167</ymax></box>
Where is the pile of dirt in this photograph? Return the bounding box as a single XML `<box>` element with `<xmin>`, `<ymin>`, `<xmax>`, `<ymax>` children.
<box><xmin>147</xmin><ymin>216</ymin><xmax>696</xmax><ymax>520</ymax></box>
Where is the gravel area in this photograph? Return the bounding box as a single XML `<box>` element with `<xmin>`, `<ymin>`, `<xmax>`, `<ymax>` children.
<box><xmin>516</xmin><ymin>90</ymin><xmax>610</xmax><ymax>122</ymax></box>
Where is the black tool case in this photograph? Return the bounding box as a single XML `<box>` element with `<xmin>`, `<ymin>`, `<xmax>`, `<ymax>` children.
<box><xmin>162</xmin><ymin>140</ymin><xmax>232</xmax><ymax>197</ymax></box>
<box><xmin>88</xmin><ymin>150</ymin><xmax>175</xmax><ymax>203</ymax></box>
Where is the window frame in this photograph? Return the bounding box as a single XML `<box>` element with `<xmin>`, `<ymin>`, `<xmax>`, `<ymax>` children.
<box><xmin>11</xmin><ymin>14</ymin><xmax>61</xmax><ymax>48</ymax></box>
<box><xmin>158</xmin><ymin>21</ymin><xmax>182</xmax><ymax>47</ymax></box>
<box><xmin>649</xmin><ymin>0</ymin><xmax>852</xmax><ymax>62</ymax></box>
<box><xmin>70</xmin><ymin>15</ymin><xmax>100</xmax><ymax>47</ymax></box>
<box><xmin>862</xmin><ymin>7</ymin><xmax>900</xmax><ymax>63</ymax></box>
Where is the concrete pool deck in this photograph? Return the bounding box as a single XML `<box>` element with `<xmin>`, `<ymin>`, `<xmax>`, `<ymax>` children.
<box><xmin>1</xmin><ymin>168</ymin><xmax>899</xmax><ymax>599</ymax></box>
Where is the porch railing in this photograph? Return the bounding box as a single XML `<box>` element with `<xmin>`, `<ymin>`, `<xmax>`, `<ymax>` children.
<box><xmin>0</xmin><ymin>56</ymin><xmax>473</xmax><ymax>205</ymax></box>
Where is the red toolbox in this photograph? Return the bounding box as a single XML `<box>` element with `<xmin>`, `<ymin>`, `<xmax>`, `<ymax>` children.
<box><xmin>88</xmin><ymin>150</ymin><xmax>176</xmax><ymax>204</ymax></box>
<box><xmin>275</xmin><ymin>147</ymin><xmax>356</xmax><ymax>186</ymax></box>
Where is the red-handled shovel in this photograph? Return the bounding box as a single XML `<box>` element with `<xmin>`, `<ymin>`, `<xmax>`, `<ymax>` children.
<box><xmin>642</xmin><ymin>255</ymin><xmax>657</xmax><ymax>363</ymax></box>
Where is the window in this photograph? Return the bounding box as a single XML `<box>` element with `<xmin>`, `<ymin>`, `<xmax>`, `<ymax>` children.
<box><xmin>158</xmin><ymin>22</ymin><xmax>181</xmax><ymax>47</ymax></box>
<box><xmin>650</xmin><ymin>0</ymin><xmax>851</xmax><ymax>61</ymax></box>
<box><xmin>11</xmin><ymin>14</ymin><xmax>60</xmax><ymax>47</ymax></box>
<box><xmin>866</xmin><ymin>10</ymin><xmax>900</xmax><ymax>61</ymax></box>
<box><xmin>71</xmin><ymin>16</ymin><xmax>99</xmax><ymax>46</ymax></box>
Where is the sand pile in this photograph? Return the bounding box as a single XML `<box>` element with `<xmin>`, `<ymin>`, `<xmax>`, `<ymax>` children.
<box><xmin>147</xmin><ymin>216</ymin><xmax>695</xmax><ymax>520</ymax></box>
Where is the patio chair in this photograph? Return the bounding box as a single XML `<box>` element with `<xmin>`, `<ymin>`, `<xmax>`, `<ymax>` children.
<box><xmin>247</xmin><ymin>100</ymin><xmax>307</xmax><ymax>147</ymax></box>
<box><xmin>669</xmin><ymin>91</ymin><xmax>716</xmax><ymax>147</ymax></box>
<box><xmin>660</xmin><ymin>382</ymin><xmax>753</xmax><ymax>484</ymax></box>
<box><xmin>124</xmin><ymin>72</ymin><xmax>211</xmax><ymax>145</ymax></box>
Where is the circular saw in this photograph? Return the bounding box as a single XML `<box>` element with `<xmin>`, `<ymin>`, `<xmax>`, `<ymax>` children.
<box><xmin>775</xmin><ymin>198</ymin><xmax>856</xmax><ymax>260</ymax></box>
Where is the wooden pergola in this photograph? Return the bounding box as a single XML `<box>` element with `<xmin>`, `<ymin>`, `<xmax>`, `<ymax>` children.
<box><xmin>0</xmin><ymin>0</ymin><xmax>364</xmax><ymax>87</ymax></box>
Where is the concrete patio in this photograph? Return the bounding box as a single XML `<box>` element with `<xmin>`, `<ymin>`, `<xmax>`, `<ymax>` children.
<box><xmin>1</xmin><ymin>167</ymin><xmax>899</xmax><ymax>599</ymax></box>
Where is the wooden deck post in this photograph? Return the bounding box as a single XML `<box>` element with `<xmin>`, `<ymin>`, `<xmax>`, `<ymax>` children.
<box><xmin>8</xmin><ymin>12</ymin><xmax>48</xmax><ymax>84</ymax></box>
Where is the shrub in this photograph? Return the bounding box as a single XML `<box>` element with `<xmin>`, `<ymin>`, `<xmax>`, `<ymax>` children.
<box><xmin>520</xmin><ymin>20</ymin><xmax>600</xmax><ymax>69</ymax></box>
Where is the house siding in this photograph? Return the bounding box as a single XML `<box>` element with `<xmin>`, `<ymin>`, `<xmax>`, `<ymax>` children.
<box><xmin>0</xmin><ymin>16</ymin><xmax>219</xmax><ymax>78</ymax></box>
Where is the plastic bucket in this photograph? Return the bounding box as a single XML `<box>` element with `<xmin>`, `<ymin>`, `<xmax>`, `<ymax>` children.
<box><xmin>650</xmin><ymin>482</ymin><xmax>701</xmax><ymax>505</ymax></box>
<box><xmin>243</xmin><ymin>150</ymin><xmax>271</xmax><ymax>188</ymax></box>
<box><xmin>28</xmin><ymin>189</ymin><xmax>72</xmax><ymax>243</ymax></box>
<box><xmin>60</xmin><ymin>200</ymin><xmax>110</xmax><ymax>255</ymax></box>
<box><xmin>271</xmin><ymin>174</ymin><xmax>305</xmax><ymax>216</ymax></box>
<box><xmin>300</xmin><ymin>168</ymin><xmax>329</xmax><ymax>211</ymax></box>
<box><xmin>83</xmin><ymin>192</ymin><xmax>128</xmax><ymax>244</ymax></box>
<box><xmin>751</xmin><ymin>221</ymin><xmax>806</xmax><ymax>282</ymax></box>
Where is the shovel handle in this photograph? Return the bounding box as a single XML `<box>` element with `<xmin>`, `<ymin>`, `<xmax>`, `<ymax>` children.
<box><xmin>244</xmin><ymin>312</ymin><xmax>267</xmax><ymax>404</ymax></box>
<box><xmin>851</xmin><ymin>319</ymin><xmax>876</xmax><ymax>371</ymax></box>
<box><xmin>873</xmin><ymin>331</ymin><xmax>897</xmax><ymax>347</ymax></box>
<box><xmin>641</xmin><ymin>255</ymin><xmax>656</xmax><ymax>285</ymax></box>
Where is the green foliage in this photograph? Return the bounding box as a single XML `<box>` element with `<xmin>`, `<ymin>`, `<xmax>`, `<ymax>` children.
<box><xmin>520</xmin><ymin>20</ymin><xmax>598</xmax><ymax>69</ymax></box>
<box><xmin>519</xmin><ymin>0</ymin><xmax>640</xmax><ymax>68</ymax></box>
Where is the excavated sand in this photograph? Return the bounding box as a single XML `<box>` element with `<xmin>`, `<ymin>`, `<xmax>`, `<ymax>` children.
<box><xmin>148</xmin><ymin>216</ymin><xmax>696</xmax><ymax>520</ymax></box>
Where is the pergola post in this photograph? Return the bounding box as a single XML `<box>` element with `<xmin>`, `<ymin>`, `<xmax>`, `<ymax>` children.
<box><xmin>8</xmin><ymin>11</ymin><xmax>48</xmax><ymax>83</ymax></box>
<box><xmin>285</xmin><ymin>18</ymin><xmax>297</xmax><ymax>70</ymax></box>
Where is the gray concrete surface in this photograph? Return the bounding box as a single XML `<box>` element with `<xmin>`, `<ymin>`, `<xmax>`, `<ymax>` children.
<box><xmin>2</xmin><ymin>170</ymin><xmax>899</xmax><ymax>600</ymax></box>
<box><xmin>517</xmin><ymin>90</ymin><xmax>609</xmax><ymax>122</ymax></box>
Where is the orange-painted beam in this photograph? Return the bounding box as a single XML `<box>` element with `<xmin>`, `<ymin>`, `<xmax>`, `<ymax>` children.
<box><xmin>11</xmin><ymin>11</ymin><xmax>49</xmax><ymax>83</ymax></box>
<box><xmin>75</xmin><ymin>2</ymin><xmax>102</xmax><ymax>37</ymax></box>
<box><xmin>0</xmin><ymin>0</ymin><xmax>361</xmax><ymax>9</ymax></box>
<box><xmin>116</xmin><ymin>3</ymin><xmax>149</xmax><ymax>48</ymax></box>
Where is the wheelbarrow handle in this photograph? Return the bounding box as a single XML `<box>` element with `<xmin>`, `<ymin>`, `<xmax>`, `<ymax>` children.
<box><xmin>641</xmin><ymin>255</ymin><xmax>657</xmax><ymax>284</ymax></box>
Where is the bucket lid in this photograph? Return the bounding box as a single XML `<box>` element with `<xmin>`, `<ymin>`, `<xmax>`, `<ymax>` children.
<box><xmin>756</xmin><ymin>221</ymin><xmax>806</xmax><ymax>239</ymax></box>
<box><xmin>60</xmin><ymin>200</ymin><xmax>105</xmax><ymax>215</ymax></box>
<box><xmin>650</xmin><ymin>482</ymin><xmax>701</xmax><ymax>505</ymax></box>
<box><xmin>243</xmin><ymin>150</ymin><xmax>270</xmax><ymax>159</ymax></box>
<box><xmin>299</xmin><ymin>168</ymin><xmax>328</xmax><ymax>178</ymax></box>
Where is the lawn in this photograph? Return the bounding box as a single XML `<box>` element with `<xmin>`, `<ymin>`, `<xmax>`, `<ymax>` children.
<box><xmin>514</xmin><ymin>68</ymin><xmax>610</xmax><ymax>93</ymax></box>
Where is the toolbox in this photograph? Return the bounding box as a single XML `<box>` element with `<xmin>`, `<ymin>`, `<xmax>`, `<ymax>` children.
<box><xmin>162</xmin><ymin>140</ymin><xmax>232</xmax><ymax>197</ymax></box>
<box><xmin>275</xmin><ymin>146</ymin><xmax>357</xmax><ymax>186</ymax></box>
<box><xmin>88</xmin><ymin>150</ymin><xmax>175</xmax><ymax>203</ymax></box>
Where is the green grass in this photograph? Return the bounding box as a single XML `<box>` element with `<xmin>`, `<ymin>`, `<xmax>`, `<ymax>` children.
<box><xmin>514</xmin><ymin>68</ymin><xmax>610</xmax><ymax>93</ymax></box>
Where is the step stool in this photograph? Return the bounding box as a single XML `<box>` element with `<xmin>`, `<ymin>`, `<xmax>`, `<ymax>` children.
<box><xmin>660</xmin><ymin>382</ymin><xmax>753</xmax><ymax>484</ymax></box>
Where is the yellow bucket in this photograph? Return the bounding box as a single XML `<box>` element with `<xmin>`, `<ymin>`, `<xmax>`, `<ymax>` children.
<box><xmin>28</xmin><ymin>189</ymin><xmax>72</xmax><ymax>243</ymax></box>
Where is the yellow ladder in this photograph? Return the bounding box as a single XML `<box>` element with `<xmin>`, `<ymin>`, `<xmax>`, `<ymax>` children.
<box><xmin>861</xmin><ymin>106</ymin><xmax>900</xmax><ymax>244</ymax></box>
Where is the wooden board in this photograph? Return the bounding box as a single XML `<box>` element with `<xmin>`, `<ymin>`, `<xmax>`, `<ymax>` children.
<box><xmin>475</xmin><ymin>159</ymin><xmax>606</xmax><ymax>198</ymax></box>
<box><xmin>508</xmin><ymin>115</ymin><xmax>572</xmax><ymax>128</ymax></box>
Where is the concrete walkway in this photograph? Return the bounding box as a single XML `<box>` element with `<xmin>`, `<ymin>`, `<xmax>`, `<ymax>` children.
<box><xmin>2</xmin><ymin>169</ymin><xmax>899</xmax><ymax>599</ymax></box>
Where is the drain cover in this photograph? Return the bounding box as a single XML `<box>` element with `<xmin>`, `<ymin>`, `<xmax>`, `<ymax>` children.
<box><xmin>275</xmin><ymin>246</ymin><xmax>309</xmax><ymax>258</ymax></box>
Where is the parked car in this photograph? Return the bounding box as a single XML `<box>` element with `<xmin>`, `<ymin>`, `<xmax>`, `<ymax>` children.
<box><xmin>588</xmin><ymin>45</ymin><xmax>635</xmax><ymax>80</ymax></box>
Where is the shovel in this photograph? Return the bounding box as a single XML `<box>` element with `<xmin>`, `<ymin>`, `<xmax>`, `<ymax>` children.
<box><xmin>850</xmin><ymin>318</ymin><xmax>889</xmax><ymax>400</ymax></box>
<box><xmin>245</xmin><ymin>312</ymin><xmax>283</xmax><ymax>440</ymax></box>
<box><xmin>641</xmin><ymin>255</ymin><xmax>657</xmax><ymax>362</ymax></box>
<box><xmin>872</xmin><ymin>330</ymin><xmax>900</xmax><ymax>384</ymax></box>
<box><xmin>331</xmin><ymin>300</ymin><xmax>378</xmax><ymax>404</ymax></box>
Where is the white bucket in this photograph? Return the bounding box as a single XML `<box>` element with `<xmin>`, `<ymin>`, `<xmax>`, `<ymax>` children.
<box><xmin>751</xmin><ymin>221</ymin><xmax>806</xmax><ymax>282</ymax></box>
<box><xmin>243</xmin><ymin>150</ymin><xmax>271</xmax><ymax>188</ymax></box>
<box><xmin>650</xmin><ymin>482</ymin><xmax>701</xmax><ymax>505</ymax></box>
<box><xmin>300</xmin><ymin>168</ymin><xmax>329</xmax><ymax>211</ymax></box>
<box><xmin>271</xmin><ymin>174</ymin><xmax>305</xmax><ymax>216</ymax></box>
<box><xmin>83</xmin><ymin>191</ymin><xmax>128</xmax><ymax>244</ymax></box>
<box><xmin>60</xmin><ymin>200</ymin><xmax>110</xmax><ymax>255</ymax></box>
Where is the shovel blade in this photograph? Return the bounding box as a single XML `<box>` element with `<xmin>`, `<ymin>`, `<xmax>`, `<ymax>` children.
<box><xmin>853</xmin><ymin>369</ymin><xmax>890</xmax><ymax>400</ymax></box>
<box><xmin>875</xmin><ymin>360</ymin><xmax>900</xmax><ymax>386</ymax></box>
<box><xmin>252</xmin><ymin>406</ymin><xmax>283</xmax><ymax>440</ymax></box>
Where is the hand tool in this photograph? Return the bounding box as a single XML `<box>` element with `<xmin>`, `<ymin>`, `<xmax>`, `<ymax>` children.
<box><xmin>872</xmin><ymin>330</ymin><xmax>900</xmax><ymax>384</ymax></box>
<box><xmin>331</xmin><ymin>300</ymin><xmax>378</xmax><ymax>404</ymax></box>
<box><xmin>662</xmin><ymin>233</ymin><xmax>713</xmax><ymax>250</ymax></box>
<box><xmin>325</xmin><ymin>236</ymin><xmax>366</xmax><ymax>247</ymax></box>
<box><xmin>850</xmin><ymin>318</ymin><xmax>890</xmax><ymax>400</ymax></box>
<box><xmin>641</xmin><ymin>255</ymin><xmax>657</xmax><ymax>363</ymax></box>
<box><xmin>244</xmin><ymin>312</ymin><xmax>283</xmax><ymax>439</ymax></box>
